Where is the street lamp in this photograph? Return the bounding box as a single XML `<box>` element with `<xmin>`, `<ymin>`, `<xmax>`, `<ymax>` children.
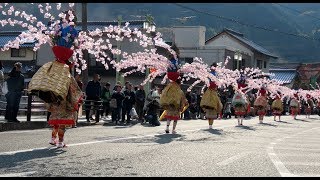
<box><xmin>143</xmin><ymin>14</ymin><xmax>156</xmax><ymax>96</ymax></box>
<box><xmin>234</xmin><ymin>51</ymin><xmax>242</xmax><ymax>70</ymax></box>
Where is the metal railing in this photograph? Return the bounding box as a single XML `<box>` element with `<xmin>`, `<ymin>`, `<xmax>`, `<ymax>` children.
<box><xmin>0</xmin><ymin>92</ymin><xmax>105</xmax><ymax>122</ymax></box>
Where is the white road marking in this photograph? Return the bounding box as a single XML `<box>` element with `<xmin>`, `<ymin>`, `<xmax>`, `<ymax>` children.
<box><xmin>0</xmin><ymin>171</ymin><xmax>37</xmax><ymax>177</ymax></box>
<box><xmin>278</xmin><ymin>153</ymin><xmax>320</xmax><ymax>157</ymax></box>
<box><xmin>0</xmin><ymin>125</ymin><xmax>234</xmax><ymax>156</ymax></box>
<box><xmin>267</xmin><ymin>146</ymin><xmax>294</xmax><ymax>177</ymax></box>
<box><xmin>283</xmin><ymin>162</ymin><xmax>320</xmax><ymax>166</ymax></box>
<box><xmin>273</xmin><ymin>147</ymin><xmax>320</xmax><ymax>152</ymax></box>
<box><xmin>267</xmin><ymin>127</ymin><xmax>320</xmax><ymax>177</ymax></box>
<box><xmin>216</xmin><ymin>152</ymin><xmax>251</xmax><ymax>166</ymax></box>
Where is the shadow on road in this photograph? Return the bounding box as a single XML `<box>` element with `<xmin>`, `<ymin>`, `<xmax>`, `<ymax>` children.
<box><xmin>202</xmin><ymin>128</ymin><xmax>223</xmax><ymax>135</ymax></box>
<box><xmin>235</xmin><ymin>125</ymin><xmax>256</xmax><ymax>131</ymax></box>
<box><xmin>294</xmin><ymin>119</ymin><xmax>310</xmax><ymax>122</ymax></box>
<box><xmin>154</xmin><ymin>134</ymin><xmax>185</xmax><ymax>144</ymax></box>
<box><xmin>0</xmin><ymin>147</ymin><xmax>66</xmax><ymax>170</ymax></box>
<box><xmin>258</xmin><ymin>122</ymin><xmax>278</xmax><ymax>127</ymax></box>
<box><xmin>275</xmin><ymin>120</ymin><xmax>292</xmax><ymax>124</ymax></box>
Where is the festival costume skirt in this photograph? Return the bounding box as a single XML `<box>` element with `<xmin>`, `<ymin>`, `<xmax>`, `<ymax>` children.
<box><xmin>234</xmin><ymin>106</ymin><xmax>246</xmax><ymax>116</ymax></box>
<box><xmin>47</xmin><ymin>77</ymin><xmax>83</xmax><ymax>127</ymax></box>
<box><xmin>305</xmin><ymin>107</ymin><xmax>312</xmax><ymax>114</ymax></box>
<box><xmin>164</xmin><ymin>105</ymin><xmax>180</xmax><ymax>121</ymax></box>
<box><xmin>272</xmin><ymin>108</ymin><xmax>282</xmax><ymax>116</ymax></box>
<box><xmin>255</xmin><ymin>105</ymin><xmax>266</xmax><ymax>116</ymax></box>
<box><xmin>290</xmin><ymin>106</ymin><xmax>299</xmax><ymax>115</ymax></box>
<box><xmin>203</xmin><ymin>108</ymin><xmax>218</xmax><ymax>119</ymax></box>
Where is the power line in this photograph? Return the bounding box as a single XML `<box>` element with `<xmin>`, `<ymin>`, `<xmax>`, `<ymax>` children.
<box><xmin>274</xmin><ymin>3</ymin><xmax>320</xmax><ymax>22</ymax></box>
<box><xmin>172</xmin><ymin>3</ymin><xmax>320</xmax><ymax>42</ymax></box>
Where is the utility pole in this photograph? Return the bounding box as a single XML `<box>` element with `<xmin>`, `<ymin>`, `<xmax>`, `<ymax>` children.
<box><xmin>82</xmin><ymin>3</ymin><xmax>89</xmax><ymax>89</ymax></box>
<box><xmin>116</xmin><ymin>15</ymin><xmax>124</xmax><ymax>85</ymax></box>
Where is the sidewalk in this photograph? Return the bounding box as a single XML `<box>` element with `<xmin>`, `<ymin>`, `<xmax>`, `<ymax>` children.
<box><xmin>0</xmin><ymin>115</ymin><xmax>110</xmax><ymax>132</ymax></box>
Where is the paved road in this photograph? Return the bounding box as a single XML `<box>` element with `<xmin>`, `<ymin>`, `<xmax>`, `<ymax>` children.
<box><xmin>0</xmin><ymin>114</ymin><xmax>319</xmax><ymax>177</ymax></box>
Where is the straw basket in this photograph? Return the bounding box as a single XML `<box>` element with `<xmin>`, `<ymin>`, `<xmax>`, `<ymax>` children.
<box><xmin>160</xmin><ymin>82</ymin><xmax>184</xmax><ymax>110</ymax></box>
<box><xmin>28</xmin><ymin>61</ymin><xmax>71</xmax><ymax>103</ymax></box>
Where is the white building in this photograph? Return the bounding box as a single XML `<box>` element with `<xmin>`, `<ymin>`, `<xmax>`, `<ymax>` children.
<box><xmin>160</xmin><ymin>26</ymin><xmax>278</xmax><ymax>73</ymax></box>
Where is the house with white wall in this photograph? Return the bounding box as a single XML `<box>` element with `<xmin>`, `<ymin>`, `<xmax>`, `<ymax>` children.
<box><xmin>165</xmin><ymin>26</ymin><xmax>278</xmax><ymax>73</ymax></box>
<box><xmin>0</xmin><ymin>31</ymin><xmax>37</xmax><ymax>80</ymax></box>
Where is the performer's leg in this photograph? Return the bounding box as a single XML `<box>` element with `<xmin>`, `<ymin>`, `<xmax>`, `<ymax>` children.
<box><xmin>172</xmin><ymin>120</ymin><xmax>178</xmax><ymax>133</ymax></box>
<box><xmin>57</xmin><ymin>125</ymin><xmax>66</xmax><ymax>147</ymax></box>
<box><xmin>49</xmin><ymin>125</ymin><xmax>59</xmax><ymax>145</ymax></box>
<box><xmin>208</xmin><ymin>119</ymin><xmax>213</xmax><ymax>129</ymax></box>
<box><xmin>240</xmin><ymin>117</ymin><xmax>243</xmax><ymax>125</ymax></box>
<box><xmin>165</xmin><ymin>119</ymin><xmax>171</xmax><ymax>133</ymax></box>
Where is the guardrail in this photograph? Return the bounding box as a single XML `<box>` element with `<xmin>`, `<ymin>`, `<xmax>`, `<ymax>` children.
<box><xmin>0</xmin><ymin>94</ymin><xmax>47</xmax><ymax>121</ymax></box>
<box><xmin>0</xmin><ymin>92</ymin><xmax>104</xmax><ymax>122</ymax></box>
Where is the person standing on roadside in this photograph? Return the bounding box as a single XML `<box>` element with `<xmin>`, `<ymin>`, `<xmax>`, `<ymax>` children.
<box><xmin>101</xmin><ymin>82</ymin><xmax>112</xmax><ymax>120</ymax></box>
<box><xmin>85</xmin><ymin>74</ymin><xmax>101</xmax><ymax>122</ymax></box>
<box><xmin>135</xmin><ymin>84</ymin><xmax>146</xmax><ymax>123</ymax></box>
<box><xmin>5</xmin><ymin>62</ymin><xmax>25</xmax><ymax>123</ymax></box>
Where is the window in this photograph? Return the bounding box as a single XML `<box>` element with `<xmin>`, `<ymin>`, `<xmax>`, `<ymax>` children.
<box><xmin>233</xmin><ymin>59</ymin><xmax>245</xmax><ymax>70</ymax></box>
<box><xmin>11</xmin><ymin>48</ymin><xmax>26</xmax><ymax>57</ymax></box>
<box><xmin>180</xmin><ymin>57</ymin><xmax>193</xmax><ymax>64</ymax></box>
<box><xmin>264</xmin><ymin>61</ymin><xmax>267</xmax><ymax>69</ymax></box>
<box><xmin>257</xmin><ymin>60</ymin><xmax>263</xmax><ymax>69</ymax></box>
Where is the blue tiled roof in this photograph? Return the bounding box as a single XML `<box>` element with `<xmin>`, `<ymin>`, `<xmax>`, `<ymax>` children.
<box><xmin>269</xmin><ymin>70</ymin><xmax>296</xmax><ymax>84</ymax></box>
<box><xmin>269</xmin><ymin>63</ymin><xmax>301</xmax><ymax>70</ymax></box>
<box><xmin>0</xmin><ymin>35</ymin><xmax>35</xmax><ymax>48</ymax></box>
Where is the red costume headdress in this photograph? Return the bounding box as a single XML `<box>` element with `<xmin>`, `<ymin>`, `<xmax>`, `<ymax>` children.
<box><xmin>209</xmin><ymin>81</ymin><xmax>217</xmax><ymax>90</ymax></box>
<box><xmin>259</xmin><ymin>88</ymin><xmax>266</xmax><ymax>96</ymax></box>
<box><xmin>306</xmin><ymin>94</ymin><xmax>311</xmax><ymax>99</ymax></box>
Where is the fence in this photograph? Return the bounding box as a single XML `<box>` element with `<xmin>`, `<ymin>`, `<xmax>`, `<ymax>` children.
<box><xmin>0</xmin><ymin>92</ymin><xmax>104</xmax><ymax>122</ymax></box>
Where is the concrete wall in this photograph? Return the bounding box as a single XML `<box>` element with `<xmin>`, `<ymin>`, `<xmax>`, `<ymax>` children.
<box><xmin>254</xmin><ymin>52</ymin><xmax>270</xmax><ymax>73</ymax></box>
<box><xmin>206</xmin><ymin>33</ymin><xmax>254</xmax><ymax>58</ymax></box>
<box><xmin>179</xmin><ymin>47</ymin><xmax>226</xmax><ymax>66</ymax></box>
<box><xmin>0</xmin><ymin>47</ymin><xmax>36</xmax><ymax>61</ymax></box>
<box><xmin>36</xmin><ymin>43</ymin><xmax>55</xmax><ymax>66</ymax></box>
<box><xmin>173</xmin><ymin>26</ymin><xmax>206</xmax><ymax>47</ymax></box>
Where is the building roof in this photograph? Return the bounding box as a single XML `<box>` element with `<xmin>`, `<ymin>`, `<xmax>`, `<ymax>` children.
<box><xmin>269</xmin><ymin>69</ymin><xmax>297</xmax><ymax>84</ymax></box>
<box><xmin>0</xmin><ymin>31</ymin><xmax>36</xmax><ymax>48</ymax></box>
<box><xmin>75</xmin><ymin>20</ymin><xmax>144</xmax><ymax>31</ymax></box>
<box><xmin>205</xmin><ymin>28</ymin><xmax>278</xmax><ymax>58</ymax></box>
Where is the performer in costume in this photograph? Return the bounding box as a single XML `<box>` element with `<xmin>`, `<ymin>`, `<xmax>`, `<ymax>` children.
<box><xmin>304</xmin><ymin>94</ymin><xmax>314</xmax><ymax>119</ymax></box>
<box><xmin>271</xmin><ymin>94</ymin><xmax>283</xmax><ymax>121</ymax></box>
<box><xmin>231</xmin><ymin>85</ymin><xmax>248</xmax><ymax>126</ymax></box>
<box><xmin>200</xmin><ymin>81</ymin><xmax>223</xmax><ymax>129</ymax></box>
<box><xmin>254</xmin><ymin>87</ymin><xmax>268</xmax><ymax>123</ymax></box>
<box><xmin>28</xmin><ymin>11</ymin><xmax>83</xmax><ymax>148</ymax></box>
<box><xmin>290</xmin><ymin>93</ymin><xmax>300</xmax><ymax>120</ymax></box>
<box><xmin>160</xmin><ymin>54</ymin><xmax>188</xmax><ymax>134</ymax></box>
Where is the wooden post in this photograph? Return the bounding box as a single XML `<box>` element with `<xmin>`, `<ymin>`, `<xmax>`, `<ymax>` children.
<box><xmin>81</xmin><ymin>3</ymin><xmax>89</xmax><ymax>89</ymax></box>
<box><xmin>26</xmin><ymin>94</ymin><xmax>32</xmax><ymax>122</ymax></box>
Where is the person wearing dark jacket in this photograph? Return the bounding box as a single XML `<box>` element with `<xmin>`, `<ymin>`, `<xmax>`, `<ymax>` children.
<box><xmin>135</xmin><ymin>85</ymin><xmax>146</xmax><ymax>122</ymax></box>
<box><xmin>122</xmin><ymin>83</ymin><xmax>136</xmax><ymax>124</ymax></box>
<box><xmin>111</xmin><ymin>85</ymin><xmax>124</xmax><ymax>124</ymax></box>
<box><xmin>85</xmin><ymin>74</ymin><xmax>101</xmax><ymax>122</ymax></box>
<box><xmin>5</xmin><ymin>62</ymin><xmax>25</xmax><ymax>122</ymax></box>
<box><xmin>100</xmin><ymin>82</ymin><xmax>112</xmax><ymax>119</ymax></box>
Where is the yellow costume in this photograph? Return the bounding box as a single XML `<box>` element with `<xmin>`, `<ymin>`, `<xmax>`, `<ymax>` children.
<box><xmin>200</xmin><ymin>87</ymin><xmax>222</xmax><ymax>119</ymax></box>
<box><xmin>160</xmin><ymin>81</ymin><xmax>186</xmax><ymax>120</ymax></box>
